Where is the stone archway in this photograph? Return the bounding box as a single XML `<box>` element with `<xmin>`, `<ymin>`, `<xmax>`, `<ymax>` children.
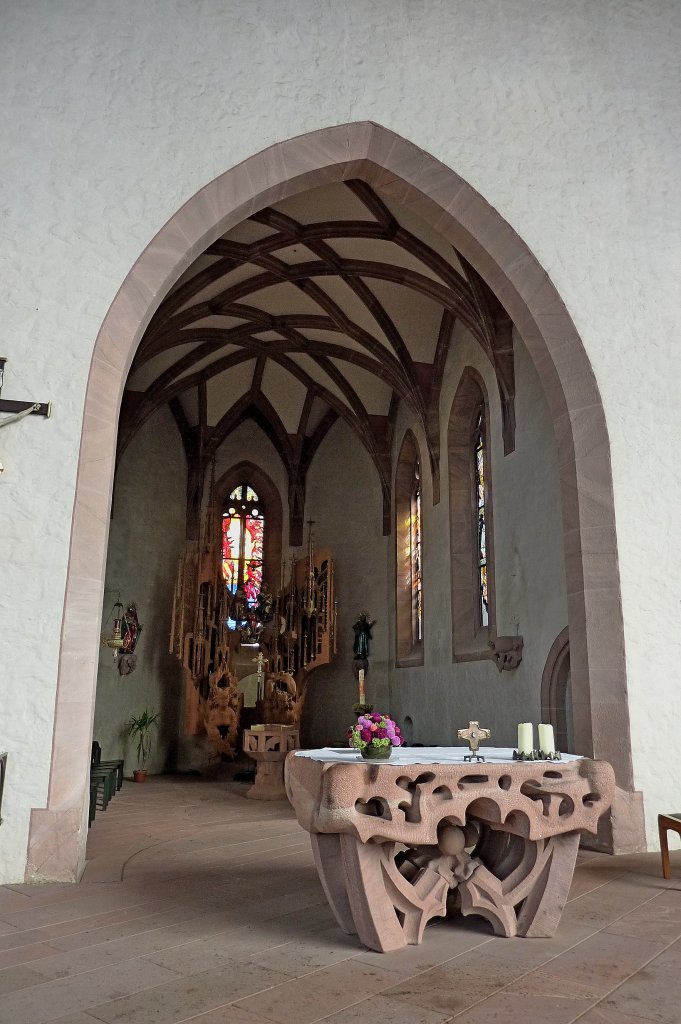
<box><xmin>541</xmin><ymin>627</ymin><xmax>572</xmax><ymax>755</ymax></box>
<box><xmin>27</xmin><ymin>122</ymin><xmax>643</xmax><ymax>881</ymax></box>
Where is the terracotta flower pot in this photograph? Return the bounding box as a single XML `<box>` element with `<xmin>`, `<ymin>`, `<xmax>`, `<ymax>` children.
<box><xmin>360</xmin><ymin>744</ymin><xmax>392</xmax><ymax>761</ymax></box>
<box><xmin>133</xmin><ymin>769</ymin><xmax>148</xmax><ymax>783</ymax></box>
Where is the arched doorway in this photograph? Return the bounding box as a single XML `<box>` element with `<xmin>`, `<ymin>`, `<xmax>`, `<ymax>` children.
<box><xmin>541</xmin><ymin>627</ymin><xmax>573</xmax><ymax>755</ymax></box>
<box><xmin>27</xmin><ymin>123</ymin><xmax>643</xmax><ymax>881</ymax></box>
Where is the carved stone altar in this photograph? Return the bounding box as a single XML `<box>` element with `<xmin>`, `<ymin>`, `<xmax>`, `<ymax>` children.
<box><xmin>243</xmin><ymin>726</ymin><xmax>299</xmax><ymax>800</ymax></box>
<box><xmin>285</xmin><ymin>748</ymin><xmax>615</xmax><ymax>952</ymax></box>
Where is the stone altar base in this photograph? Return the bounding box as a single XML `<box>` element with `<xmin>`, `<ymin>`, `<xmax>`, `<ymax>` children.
<box><xmin>285</xmin><ymin>749</ymin><xmax>615</xmax><ymax>952</ymax></box>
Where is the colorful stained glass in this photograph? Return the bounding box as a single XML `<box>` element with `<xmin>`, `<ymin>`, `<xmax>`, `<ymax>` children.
<box><xmin>474</xmin><ymin>408</ymin><xmax>489</xmax><ymax>627</ymax></box>
<box><xmin>410</xmin><ymin>465</ymin><xmax>423</xmax><ymax>643</ymax></box>
<box><xmin>222</xmin><ymin>484</ymin><xmax>265</xmax><ymax>630</ymax></box>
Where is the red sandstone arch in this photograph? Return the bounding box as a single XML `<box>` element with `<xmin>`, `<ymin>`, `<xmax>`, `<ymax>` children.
<box><xmin>26</xmin><ymin>122</ymin><xmax>643</xmax><ymax>881</ymax></box>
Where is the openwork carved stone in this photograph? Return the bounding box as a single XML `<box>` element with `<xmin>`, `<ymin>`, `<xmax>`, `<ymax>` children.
<box><xmin>286</xmin><ymin>754</ymin><xmax>614</xmax><ymax>952</ymax></box>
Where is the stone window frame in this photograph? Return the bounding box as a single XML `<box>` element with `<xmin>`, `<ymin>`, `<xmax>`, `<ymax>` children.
<box><xmin>215</xmin><ymin>461</ymin><xmax>283</xmax><ymax>596</ymax></box>
<box><xmin>448</xmin><ymin>368</ymin><xmax>497</xmax><ymax>661</ymax></box>
<box><xmin>395</xmin><ymin>430</ymin><xmax>425</xmax><ymax>667</ymax></box>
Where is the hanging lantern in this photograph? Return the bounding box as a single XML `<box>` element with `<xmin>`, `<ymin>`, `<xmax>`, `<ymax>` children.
<box><xmin>102</xmin><ymin>597</ymin><xmax>125</xmax><ymax>658</ymax></box>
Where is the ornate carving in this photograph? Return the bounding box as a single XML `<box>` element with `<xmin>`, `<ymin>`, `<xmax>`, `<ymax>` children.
<box><xmin>202</xmin><ymin>661</ymin><xmax>243</xmax><ymax>760</ymax></box>
<box><xmin>286</xmin><ymin>755</ymin><xmax>614</xmax><ymax>952</ymax></box>
<box><xmin>261</xmin><ymin>671</ymin><xmax>297</xmax><ymax>725</ymax></box>
<box><xmin>488</xmin><ymin>635</ymin><xmax>524</xmax><ymax>671</ymax></box>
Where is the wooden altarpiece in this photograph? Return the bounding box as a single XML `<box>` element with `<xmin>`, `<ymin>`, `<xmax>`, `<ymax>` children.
<box><xmin>169</xmin><ymin>488</ymin><xmax>336</xmax><ymax>761</ymax></box>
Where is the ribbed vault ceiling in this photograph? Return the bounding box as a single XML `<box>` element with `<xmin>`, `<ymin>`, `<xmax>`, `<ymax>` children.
<box><xmin>121</xmin><ymin>180</ymin><xmax>516</xmax><ymax>540</ymax></box>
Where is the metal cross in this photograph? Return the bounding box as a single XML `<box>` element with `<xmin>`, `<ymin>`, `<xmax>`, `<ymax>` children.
<box><xmin>457</xmin><ymin>721</ymin><xmax>491</xmax><ymax>762</ymax></box>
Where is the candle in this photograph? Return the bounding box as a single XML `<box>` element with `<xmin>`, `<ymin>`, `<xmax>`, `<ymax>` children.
<box><xmin>358</xmin><ymin>669</ymin><xmax>365</xmax><ymax>703</ymax></box>
<box><xmin>538</xmin><ymin>723</ymin><xmax>555</xmax><ymax>755</ymax></box>
<box><xmin>517</xmin><ymin>723</ymin><xmax>534</xmax><ymax>755</ymax></box>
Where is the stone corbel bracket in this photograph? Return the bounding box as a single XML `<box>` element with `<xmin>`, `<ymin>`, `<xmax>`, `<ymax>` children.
<box><xmin>488</xmin><ymin>635</ymin><xmax>524</xmax><ymax>671</ymax></box>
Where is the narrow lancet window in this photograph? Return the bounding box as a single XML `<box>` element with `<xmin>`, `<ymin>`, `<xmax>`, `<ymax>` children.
<box><xmin>473</xmin><ymin>407</ymin><xmax>488</xmax><ymax>628</ymax></box>
<box><xmin>395</xmin><ymin>431</ymin><xmax>424</xmax><ymax>665</ymax></box>
<box><xmin>410</xmin><ymin>464</ymin><xmax>423</xmax><ymax>642</ymax></box>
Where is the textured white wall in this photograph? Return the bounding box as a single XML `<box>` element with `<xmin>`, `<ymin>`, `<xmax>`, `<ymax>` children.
<box><xmin>1</xmin><ymin>0</ymin><xmax>679</xmax><ymax>877</ymax></box>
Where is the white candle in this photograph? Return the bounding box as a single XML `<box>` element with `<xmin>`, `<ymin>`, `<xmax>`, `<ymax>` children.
<box><xmin>358</xmin><ymin>669</ymin><xmax>365</xmax><ymax>703</ymax></box>
<box><xmin>538</xmin><ymin>723</ymin><xmax>555</xmax><ymax>755</ymax></box>
<box><xmin>517</xmin><ymin>723</ymin><xmax>534</xmax><ymax>755</ymax></box>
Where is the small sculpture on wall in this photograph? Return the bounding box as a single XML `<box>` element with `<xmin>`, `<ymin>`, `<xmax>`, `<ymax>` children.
<box><xmin>352</xmin><ymin>610</ymin><xmax>376</xmax><ymax>679</ymax></box>
<box><xmin>488</xmin><ymin>635</ymin><xmax>524</xmax><ymax>672</ymax></box>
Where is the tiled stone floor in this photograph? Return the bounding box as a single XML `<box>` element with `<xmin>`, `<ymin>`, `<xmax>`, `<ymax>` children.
<box><xmin>2</xmin><ymin>775</ymin><xmax>681</xmax><ymax>1024</ymax></box>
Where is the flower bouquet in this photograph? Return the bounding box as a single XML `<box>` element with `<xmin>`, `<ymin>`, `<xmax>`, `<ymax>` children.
<box><xmin>348</xmin><ymin>712</ymin><xmax>404</xmax><ymax>760</ymax></box>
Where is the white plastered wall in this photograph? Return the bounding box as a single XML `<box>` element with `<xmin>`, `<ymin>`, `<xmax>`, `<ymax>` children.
<box><xmin>1</xmin><ymin>0</ymin><xmax>679</xmax><ymax>878</ymax></box>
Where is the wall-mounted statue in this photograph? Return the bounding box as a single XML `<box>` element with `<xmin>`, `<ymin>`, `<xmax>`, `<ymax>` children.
<box><xmin>352</xmin><ymin>610</ymin><xmax>376</xmax><ymax>679</ymax></box>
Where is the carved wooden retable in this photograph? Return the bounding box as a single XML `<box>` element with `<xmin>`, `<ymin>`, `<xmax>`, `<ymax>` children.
<box><xmin>285</xmin><ymin>747</ymin><xmax>614</xmax><ymax>952</ymax></box>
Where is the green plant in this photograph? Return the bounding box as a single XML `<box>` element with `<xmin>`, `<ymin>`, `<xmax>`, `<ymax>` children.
<box><xmin>127</xmin><ymin>709</ymin><xmax>159</xmax><ymax>769</ymax></box>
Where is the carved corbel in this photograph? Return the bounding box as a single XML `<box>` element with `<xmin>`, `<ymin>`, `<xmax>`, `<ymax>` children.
<box><xmin>488</xmin><ymin>635</ymin><xmax>524</xmax><ymax>672</ymax></box>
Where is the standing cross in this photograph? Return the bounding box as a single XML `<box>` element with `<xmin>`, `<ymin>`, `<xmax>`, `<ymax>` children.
<box><xmin>252</xmin><ymin>652</ymin><xmax>267</xmax><ymax>701</ymax></box>
<box><xmin>457</xmin><ymin>721</ymin><xmax>491</xmax><ymax>762</ymax></box>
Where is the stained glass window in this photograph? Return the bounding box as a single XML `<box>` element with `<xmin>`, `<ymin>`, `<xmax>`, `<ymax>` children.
<box><xmin>222</xmin><ymin>484</ymin><xmax>265</xmax><ymax>630</ymax></box>
<box><xmin>410</xmin><ymin>464</ymin><xmax>423</xmax><ymax>643</ymax></box>
<box><xmin>473</xmin><ymin>408</ymin><xmax>489</xmax><ymax>627</ymax></box>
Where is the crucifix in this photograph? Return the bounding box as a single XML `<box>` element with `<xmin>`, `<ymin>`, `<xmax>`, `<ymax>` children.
<box><xmin>0</xmin><ymin>358</ymin><xmax>51</xmax><ymax>422</ymax></box>
<box><xmin>457</xmin><ymin>720</ymin><xmax>491</xmax><ymax>762</ymax></box>
<box><xmin>0</xmin><ymin>358</ymin><xmax>51</xmax><ymax>474</ymax></box>
<box><xmin>252</xmin><ymin>651</ymin><xmax>267</xmax><ymax>702</ymax></box>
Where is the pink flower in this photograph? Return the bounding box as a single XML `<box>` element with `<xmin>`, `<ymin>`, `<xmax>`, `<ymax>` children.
<box><xmin>360</xmin><ymin>728</ymin><xmax>372</xmax><ymax>742</ymax></box>
<box><xmin>376</xmin><ymin>727</ymin><xmax>388</xmax><ymax>739</ymax></box>
<box><xmin>390</xmin><ymin>735</ymin><xmax>401</xmax><ymax>746</ymax></box>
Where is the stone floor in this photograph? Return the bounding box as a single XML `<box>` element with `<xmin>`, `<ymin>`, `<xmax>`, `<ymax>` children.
<box><xmin>1</xmin><ymin>774</ymin><xmax>681</xmax><ymax>1024</ymax></box>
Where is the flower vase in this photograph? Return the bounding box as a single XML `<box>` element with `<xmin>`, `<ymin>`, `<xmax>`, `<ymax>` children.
<box><xmin>360</xmin><ymin>744</ymin><xmax>392</xmax><ymax>761</ymax></box>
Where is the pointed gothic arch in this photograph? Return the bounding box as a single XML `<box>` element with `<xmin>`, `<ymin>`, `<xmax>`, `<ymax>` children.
<box><xmin>29</xmin><ymin>122</ymin><xmax>642</xmax><ymax>881</ymax></box>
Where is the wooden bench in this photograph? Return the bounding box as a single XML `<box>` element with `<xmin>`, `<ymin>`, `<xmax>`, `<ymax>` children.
<box><xmin>89</xmin><ymin>742</ymin><xmax>124</xmax><ymax>827</ymax></box>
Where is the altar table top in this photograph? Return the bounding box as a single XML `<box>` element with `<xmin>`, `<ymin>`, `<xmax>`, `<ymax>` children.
<box><xmin>295</xmin><ymin>746</ymin><xmax>582</xmax><ymax>765</ymax></box>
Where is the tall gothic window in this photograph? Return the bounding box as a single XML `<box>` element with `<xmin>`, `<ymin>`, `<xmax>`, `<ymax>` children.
<box><xmin>222</xmin><ymin>484</ymin><xmax>265</xmax><ymax>629</ymax></box>
<box><xmin>448</xmin><ymin>368</ymin><xmax>495</xmax><ymax>660</ymax></box>
<box><xmin>410</xmin><ymin>463</ymin><xmax>423</xmax><ymax>642</ymax></box>
<box><xmin>396</xmin><ymin>431</ymin><xmax>424</xmax><ymax>666</ymax></box>
<box><xmin>473</xmin><ymin>407</ymin><xmax>489</xmax><ymax>628</ymax></box>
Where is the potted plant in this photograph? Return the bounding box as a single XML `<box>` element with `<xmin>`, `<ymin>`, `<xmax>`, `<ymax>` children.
<box><xmin>348</xmin><ymin>712</ymin><xmax>404</xmax><ymax>760</ymax></box>
<box><xmin>127</xmin><ymin>708</ymin><xmax>159</xmax><ymax>782</ymax></box>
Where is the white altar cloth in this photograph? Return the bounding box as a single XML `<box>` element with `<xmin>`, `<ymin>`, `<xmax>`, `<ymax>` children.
<box><xmin>295</xmin><ymin>746</ymin><xmax>582</xmax><ymax>765</ymax></box>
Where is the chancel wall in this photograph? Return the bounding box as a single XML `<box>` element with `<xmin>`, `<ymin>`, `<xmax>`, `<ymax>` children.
<box><xmin>93</xmin><ymin>407</ymin><xmax>187</xmax><ymax>774</ymax></box>
<box><xmin>1</xmin><ymin>0</ymin><xmax>679</xmax><ymax>879</ymax></box>
<box><xmin>385</xmin><ymin>327</ymin><xmax>568</xmax><ymax>748</ymax></box>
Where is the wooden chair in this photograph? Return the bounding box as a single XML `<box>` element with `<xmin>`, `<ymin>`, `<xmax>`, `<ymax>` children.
<box><xmin>658</xmin><ymin>813</ymin><xmax>681</xmax><ymax>879</ymax></box>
